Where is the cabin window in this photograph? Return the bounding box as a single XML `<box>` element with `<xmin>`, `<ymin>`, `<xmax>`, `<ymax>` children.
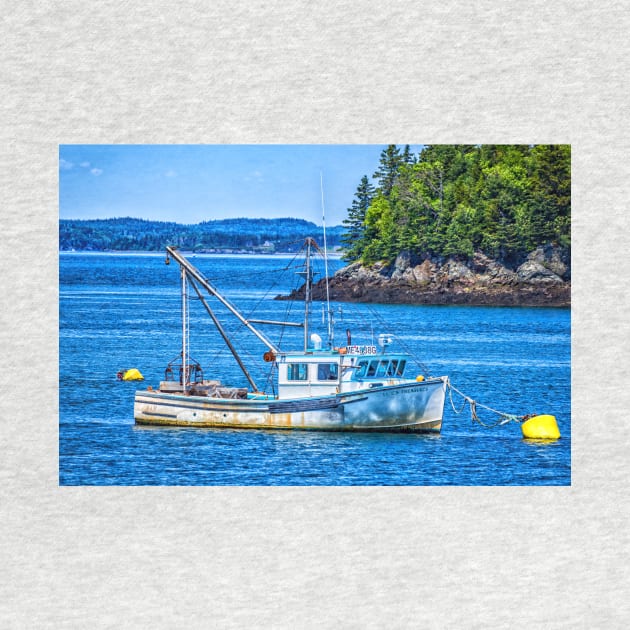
<box><xmin>387</xmin><ymin>360</ymin><xmax>398</xmax><ymax>376</ymax></box>
<box><xmin>287</xmin><ymin>363</ymin><xmax>308</xmax><ymax>381</ymax></box>
<box><xmin>356</xmin><ymin>359</ymin><xmax>406</xmax><ymax>378</ymax></box>
<box><xmin>317</xmin><ymin>363</ymin><xmax>339</xmax><ymax>381</ymax></box>
<box><xmin>376</xmin><ymin>360</ymin><xmax>389</xmax><ymax>377</ymax></box>
<box><xmin>355</xmin><ymin>360</ymin><xmax>368</xmax><ymax>378</ymax></box>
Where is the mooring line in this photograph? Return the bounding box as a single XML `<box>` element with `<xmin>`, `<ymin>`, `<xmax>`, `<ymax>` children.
<box><xmin>446</xmin><ymin>378</ymin><xmax>531</xmax><ymax>428</ymax></box>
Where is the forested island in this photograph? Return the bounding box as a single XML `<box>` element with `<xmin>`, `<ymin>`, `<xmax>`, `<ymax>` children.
<box><xmin>59</xmin><ymin>217</ymin><xmax>345</xmax><ymax>253</ymax></box>
<box><xmin>61</xmin><ymin>144</ymin><xmax>570</xmax><ymax>306</ymax></box>
<box><xmin>285</xmin><ymin>144</ymin><xmax>571</xmax><ymax>307</ymax></box>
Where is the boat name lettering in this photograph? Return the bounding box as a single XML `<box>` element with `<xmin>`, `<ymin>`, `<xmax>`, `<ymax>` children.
<box><xmin>383</xmin><ymin>386</ymin><xmax>424</xmax><ymax>396</ymax></box>
<box><xmin>346</xmin><ymin>345</ymin><xmax>377</xmax><ymax>355</ymax></box>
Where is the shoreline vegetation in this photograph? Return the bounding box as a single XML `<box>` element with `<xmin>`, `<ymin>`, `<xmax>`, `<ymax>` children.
<box><xmin>60</xmin><ymin>144</ymin><xmax>570</xmax><ymax>307</ymax></box>
<box><xmin>59</xmin><ymin>217</ymin><xmax>345</xmax><ymax>254</ymax></box>
<box><xmin>307</xmin><ymin>144</ymin><xmax>570</xmax><ymax>308</ymax></box>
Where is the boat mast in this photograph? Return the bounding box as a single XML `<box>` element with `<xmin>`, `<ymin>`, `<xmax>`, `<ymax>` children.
<box><xmin>303</xmin><ymin>238</ymin><xmax>313</xmax><ymax>352</ymax></box>
<box><xmin>181</xmin><ymin>265</ymin><xmax>188</xmax><ymax>392</ymax></box>
<box><xmin>320</xmin><ymin>173</ymin><xmax>333</xmax><ymax>347</ymax></box>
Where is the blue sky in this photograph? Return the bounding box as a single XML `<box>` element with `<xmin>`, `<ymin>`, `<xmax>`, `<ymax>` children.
<box><xmin>59</xmin><ymin>145</ymin><xmax>424</xmax><ymax>226</ymax></box>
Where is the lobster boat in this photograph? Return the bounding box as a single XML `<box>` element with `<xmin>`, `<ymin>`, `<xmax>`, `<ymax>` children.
<box><xmin>134</xmin><ymin>241</ymin><xmax>447</xmax><ymax>432</ymax></box>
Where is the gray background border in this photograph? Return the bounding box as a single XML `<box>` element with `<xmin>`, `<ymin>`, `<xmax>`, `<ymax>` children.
<box><xmin>2</xmin><ymin>1</ymin><xmax>628</xmax><ymax>627</ymax></box>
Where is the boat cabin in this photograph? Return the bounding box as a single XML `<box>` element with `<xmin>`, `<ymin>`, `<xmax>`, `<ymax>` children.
<box><xmin>277</xmin><ymin>347</ymin><xmax>410</xmax><ymax>399</ymax></box>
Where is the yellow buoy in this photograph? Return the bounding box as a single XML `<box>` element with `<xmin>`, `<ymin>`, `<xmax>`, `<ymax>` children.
<box><xmin>122</xmin><ymin>368</ymin><xmax>144</xmax><ymax>381</ymax></box>
<box><xmin>521</xmin><ymin>414</ymin><xmax>560</xmax><ymax>440</ymax></box>
<box><xmin>416</xmin><ymin>375</ymin><xmax>425</xmax><ymax>382</ymax></box>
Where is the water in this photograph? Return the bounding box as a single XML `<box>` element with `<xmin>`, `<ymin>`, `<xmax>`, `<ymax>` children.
<box><xmin>59</xmin><ymin>253</ymin><xmax>571</xmax><ymax>485</ymax></box>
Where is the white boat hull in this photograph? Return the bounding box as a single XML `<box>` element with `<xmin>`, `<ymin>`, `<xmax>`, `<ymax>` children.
<box><xmin>134</xmin><ymin>377</ymin><xmax>447</xmax><ymax>432</ymax></box>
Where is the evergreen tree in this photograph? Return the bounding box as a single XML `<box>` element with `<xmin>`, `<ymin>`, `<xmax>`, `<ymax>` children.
<box><xmin>402</xmin><ymin>144</ymin><xmax>415</xmax><ymax>164</ymax></box>
<box><xmin>530</xmin><ymin>144</ymin><xmax>571</xmax><ymax>246</ymax></box>
<box><xmin>341</xmin><ymin>144</ymin><xmax>571</xmax><ymax>266</ymax></box>
<box><xmin>373</xmin><ymin>145</ymin><xmax>404</xmax><ymax>197</ymax></box>
<box><xmin>340</xmin><ymin>175</ymin><xmax>375</xmax><ymax>261</ymax></box>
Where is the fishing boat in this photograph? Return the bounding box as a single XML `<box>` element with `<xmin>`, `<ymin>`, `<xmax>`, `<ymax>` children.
<box><xmin>134</xmin><ymin>240</ymin><xmax>448</xmax><ymax>432</ymax></box>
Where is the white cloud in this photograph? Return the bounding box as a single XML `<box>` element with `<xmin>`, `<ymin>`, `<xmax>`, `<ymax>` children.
<box><xmin>245</xmin><ymin>170</ymin><xmax>264</xmax><ymax>182</ymax></box>
<box><xmin>59</xmin><ymin>158</ymin><xmax>73</xmax><ymax>170</ymax></box>
<box><xmin>165</xmin><ymin>169</ymin><xmax>177</xmax><ymax>177</ymax></box>
<box><xmin>90</xmin><ymin>168</ymin><xmax>103</xmax><ymax>176</ymax></box>
<box><xmin>80</xmin><ymin>161</ymin><xmax>90</xmax><ymax>168</ymax></box>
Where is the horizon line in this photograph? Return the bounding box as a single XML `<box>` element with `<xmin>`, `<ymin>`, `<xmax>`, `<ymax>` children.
<box><xmin>59</xmin><ymin>215</ymin><xmax>346</xmax><ymax>227</ymax></box>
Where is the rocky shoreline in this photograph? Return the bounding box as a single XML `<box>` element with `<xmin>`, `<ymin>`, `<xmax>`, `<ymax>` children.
<box><xmin>279</xmin><ymin>245</ymin><xmax>571</xmax><ymax>307</ymax></box>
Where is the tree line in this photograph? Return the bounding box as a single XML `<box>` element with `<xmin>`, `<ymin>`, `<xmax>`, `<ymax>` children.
<box><xmin>59</xmin><ymin>217</ymin><xmax>345</xmax><ymax>252</ymax></box>
<box><xmin>341</xmin><ymin>144</ymin><xmax>570</xmax><ymax>265</ymax></box>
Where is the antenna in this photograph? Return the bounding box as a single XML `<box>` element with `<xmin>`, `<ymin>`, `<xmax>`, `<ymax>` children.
<box><xmin>320</xmin><ymin>172</ymin><xmax>333</xmax><ymax>346</ymax></box>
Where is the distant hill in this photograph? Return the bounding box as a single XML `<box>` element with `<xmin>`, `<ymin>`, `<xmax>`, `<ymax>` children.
<box><xmin>59</xmin><ymin>217</ymin><xmax>345</xmax><ymax>252</ymax></box>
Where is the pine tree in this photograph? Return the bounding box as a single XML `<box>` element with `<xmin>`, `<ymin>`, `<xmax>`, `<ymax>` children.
<box><xmin>337</xmin><ymin>144</ymin><xmax>570</xmax><ymax>266</ymax></box>
<box><xmin>373</xmin><ymin>145</ymin><xmax>404</xmax><ymax>197</ymax></box>
<box><xmin>340</xmin><ymin>175</ymin><xmax>375</xmax><ymax>261</ymax></box>
<box><xmin>530</xmin><ymin>144</ymin><xmax>571</xmax><ymax>246</ymax></box>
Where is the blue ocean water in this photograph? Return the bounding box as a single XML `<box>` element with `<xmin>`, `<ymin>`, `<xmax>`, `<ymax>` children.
<box><xmin>59</xmin><ymin>253</ymin><xmax>571</xmax><ymax>485</ymax></box>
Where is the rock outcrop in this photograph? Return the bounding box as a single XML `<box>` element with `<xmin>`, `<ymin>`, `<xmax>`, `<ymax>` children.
<box><xmin>278</xmin><ymin>245</ymin><xmax>570</xmax><ymax>307</ymax></box>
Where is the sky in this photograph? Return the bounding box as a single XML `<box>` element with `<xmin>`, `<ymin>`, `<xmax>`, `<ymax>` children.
<box><xmin>58</xmin><ymin>145</ymin><xmax>425</xmax><ymax>226</ymax></box>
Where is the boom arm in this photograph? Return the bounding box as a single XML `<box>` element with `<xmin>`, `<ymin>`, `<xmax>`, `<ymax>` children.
<box><xmin>166</xmin><ymin>246</ymin><xmax>280</xmax><ymax>354</ymax></box>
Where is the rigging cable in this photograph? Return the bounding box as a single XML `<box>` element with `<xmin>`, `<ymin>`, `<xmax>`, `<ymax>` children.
<box><xmin>194</xmin><ymin>247</ymin><xmax>304</xmax><ymax>381</ymax></box>
<box><xmin>361</xmin><ymin>302</ymin><xmax>431</xmax><ymax>376</ymax></box>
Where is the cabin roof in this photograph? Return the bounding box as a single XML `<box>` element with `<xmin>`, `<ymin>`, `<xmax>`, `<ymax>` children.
<box><xmin>279</xmin><ymin>351</ymin><xmax>410</xmax><ymax>361</ymax></box>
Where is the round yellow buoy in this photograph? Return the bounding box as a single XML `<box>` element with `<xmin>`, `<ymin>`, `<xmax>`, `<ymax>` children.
<box><xmin>521</xmin><ymin>414</ymin><xmax>560</xmax><ymax>440</ymax></box>
<box><xmin>416</xmin><ymin>375</ymin><xmax>425</xmax><ymax>382</ymax></box>
<box><xmin>122</xmin><ymin>368</ymin><xmax>144</xmax><ymax>381</ymax></box>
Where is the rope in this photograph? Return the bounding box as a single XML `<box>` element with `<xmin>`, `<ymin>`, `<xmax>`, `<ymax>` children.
<box><xmin>446</xmin><ymin>378</ymin><xmax>529</xmax><ymax>428</ymax></box>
